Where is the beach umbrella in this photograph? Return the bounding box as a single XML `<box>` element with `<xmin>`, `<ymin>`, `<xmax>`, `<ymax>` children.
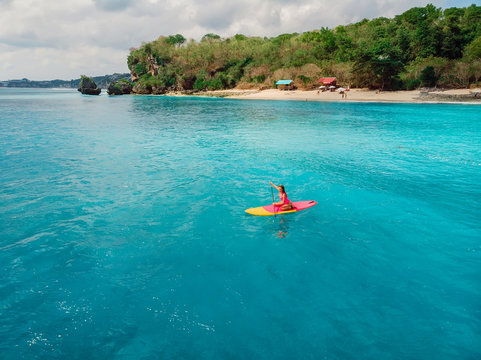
<box><xmin>319</xmin><ymin>86</ymin><xmax>326</xmax><ymax>89</ymax></box>
<box><xmin>337</xmin><ymin>87</ymin><xmax>346</xmax><ymax>92</ymax></box>
<box><xmin>329</xmin><ymin>85</ymin><xmax>336</xmax><ymax>89</ymax></box>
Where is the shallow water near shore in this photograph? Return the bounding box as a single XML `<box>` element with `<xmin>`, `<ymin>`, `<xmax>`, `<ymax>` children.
<box><xmin>1</xmin><ymin>88</ymin><xmax>480</xmax><ymax>359</ymax></box>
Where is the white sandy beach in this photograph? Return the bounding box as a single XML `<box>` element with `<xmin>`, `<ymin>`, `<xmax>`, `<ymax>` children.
<box><xmin>196</xmin><ymin>88</ymin><xmax>481</xmax><ymax>104</ymax></box>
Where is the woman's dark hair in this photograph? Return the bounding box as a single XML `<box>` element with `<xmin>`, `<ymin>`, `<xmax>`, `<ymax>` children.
<box><xmin>279</xmin><ymin>185</ymin><xmax>285</xmax><ymax>193</ymax></box>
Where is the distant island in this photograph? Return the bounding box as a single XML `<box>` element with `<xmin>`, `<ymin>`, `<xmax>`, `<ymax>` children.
<box><xmin>0</xmin><ymin>73</ymin><xmax>130</xmax><ymax>89</ymax></box>
<box><xmin>125</xmin><ymin>4</ymin><xmax>481</xmax><ymax>95</ymax></box>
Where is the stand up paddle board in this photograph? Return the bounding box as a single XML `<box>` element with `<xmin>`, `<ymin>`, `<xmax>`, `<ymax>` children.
<box><xmin>245</xmin><ymin>200</ymin><xmax>317</xmax><ymax>216</ymax></box>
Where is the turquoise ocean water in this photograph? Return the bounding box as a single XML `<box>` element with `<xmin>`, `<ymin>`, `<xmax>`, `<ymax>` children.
<box><xmin>1</xmin><ymin>88</ymin><xmax>480</xmax><ymax>359</ymax></box>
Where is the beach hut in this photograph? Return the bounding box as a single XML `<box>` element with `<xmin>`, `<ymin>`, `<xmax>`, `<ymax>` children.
<box><xmin>276</xmin><ymin>80</ymin><xmax>294</xmax><ymax>90</ymax></box>
<box><xmin>318</xmin><ymin>77</ymin><xmax>337</xmax><ymax>86</ymax></box>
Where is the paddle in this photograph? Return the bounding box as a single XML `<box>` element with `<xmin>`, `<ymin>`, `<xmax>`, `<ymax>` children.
<box><xmin>271</xmin><ymin>185</ymin><xmax>277</xmax><ymax>218</ymax></box>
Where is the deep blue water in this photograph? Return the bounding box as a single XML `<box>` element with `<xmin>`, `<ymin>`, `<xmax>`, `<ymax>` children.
<box><xmin>1</xmin><ymin>88</ymin><xmax>480</xmax><ymax>359</ymax></box>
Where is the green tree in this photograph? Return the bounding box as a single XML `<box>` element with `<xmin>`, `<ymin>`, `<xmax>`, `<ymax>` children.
<box><xmin>371</xmin><ymin>42</ymin><xmax>403</xmax><ymax>89</ymax></box>
<box><xmin>202</xmin><ymin>33</ymin><xmax>221</xmax><ymax>42</ymax></box>
<box><xmin>464</xmin><ymin>36</ymin><xmax>481</xmax><ymax>59</ymax></box>
<box><xmin>166</xmin><ymin>34</ymin><xmax>186</xmax><ymax>46</ymax></box>
<box><xmin>420</xmin><ymin>65</ymin><xmax>437</xmax><ymax>87</ymax></box>
<box><xmin>440</xmin><ymin>8</ymin><xmax>466</xmax><ymax>59</ymax></box>
<box><xmin>233</xmin><ymin>34</ymin><xmax>247</xmax><ymax>41</ymax></box>
<box><xmin>461</xmin><ymin>5</ymin><xmax>481</xmax><ymax>43</ymax></box>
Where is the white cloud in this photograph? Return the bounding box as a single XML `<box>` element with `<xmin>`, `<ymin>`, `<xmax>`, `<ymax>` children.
<box><xmin>0</xmin><ymin>43</ymin><xmax>129</xmax><ymax>80</ymax></box>
<box><xmin>0</xmin><ymin>0</ymin><xmax>475</xmax><ymax>80</ymax></box>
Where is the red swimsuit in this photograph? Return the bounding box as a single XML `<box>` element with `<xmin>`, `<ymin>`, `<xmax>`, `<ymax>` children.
<box><xmin>279</xmin><ymin>192</ymin><xmax>290</xmax><ymax>205</ymax></box>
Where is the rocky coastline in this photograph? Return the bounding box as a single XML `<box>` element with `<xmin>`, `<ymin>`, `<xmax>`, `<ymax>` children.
<box><xmin>78</xmin><ymin>76</ymin><xmax>101</xmax><ymax>95</ymax></box>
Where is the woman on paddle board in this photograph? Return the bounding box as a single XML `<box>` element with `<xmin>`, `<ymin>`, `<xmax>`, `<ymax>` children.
<box><xmin>270</xmin><ymin>182</ymin><xmax>293</xmax><ymax>211</ymax></box>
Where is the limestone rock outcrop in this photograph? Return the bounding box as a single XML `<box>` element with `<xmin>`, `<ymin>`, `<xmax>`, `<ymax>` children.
<box><xmin>77</xmin><ymin>76</ymin><xmax>101</xmax><ymax>95</ymax></box>
<box><xmin>107</xmin><ymin>81</ymin><xmax>132</xmax><ymax>95</ymax></box>
<box><xmin>132</xmin><ymin>82</ymin><xmax>152</xmax><ymax>94</ymax></box>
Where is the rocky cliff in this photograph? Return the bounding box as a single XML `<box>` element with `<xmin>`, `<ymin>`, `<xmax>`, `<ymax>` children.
<box><xmin>78</xmin><ymin>75</ymin><xmax>101</xmax><ymax>95</ymax></box>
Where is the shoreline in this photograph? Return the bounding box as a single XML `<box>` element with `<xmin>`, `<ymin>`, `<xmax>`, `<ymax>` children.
<box><xmin>5</xmin><ymin>87</ymin><xmax>479</xmax><ymax>104</ymax></box>
<box><xmin>165</xmin><ymin>88</ymin><xmax>481</xmax><ymax>105</ymax></box>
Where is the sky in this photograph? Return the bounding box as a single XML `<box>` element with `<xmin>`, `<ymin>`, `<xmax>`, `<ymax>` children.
<box><xmin>0</xmin><ymin>0</ymin><xmax>478</xmax><ymax>80</ymax></box>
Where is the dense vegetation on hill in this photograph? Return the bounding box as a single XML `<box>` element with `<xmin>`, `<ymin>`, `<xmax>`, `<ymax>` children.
<box><xmin>128</xmin><ymin>4</ymin><xmax>481</xmax><ymax>93</ymax></box>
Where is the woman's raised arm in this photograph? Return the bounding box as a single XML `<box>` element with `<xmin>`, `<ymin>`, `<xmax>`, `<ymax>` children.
<box><xmin>270</xmin><ymin>181</ymin><xmax>280</xmax><ymax>191</ymax></box>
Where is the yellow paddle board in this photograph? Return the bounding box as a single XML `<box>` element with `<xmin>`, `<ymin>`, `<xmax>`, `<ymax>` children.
<box><xmin>245</xmin><ymin>200</ymin><xmax>317</xmax><ymax>216</ymax></box>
